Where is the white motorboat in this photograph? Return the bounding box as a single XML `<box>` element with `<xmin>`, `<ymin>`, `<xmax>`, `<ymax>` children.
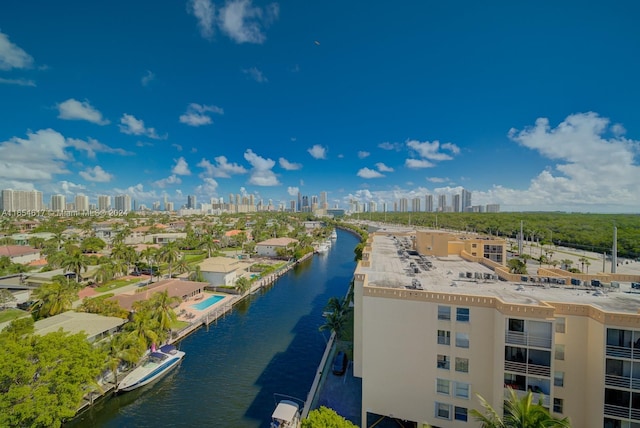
<box><xmin>116</xmin><ymin>344</ymin><xmax>185</xmax><ymax>392</ymax></box>
<box><xmin>330</xmin><ymin>229</ymin><xmax>337</xmax><ymax>240</ymax></box>
<box><xmin>270</xmin><ymin>399</ymin><xmax>301</xmax><ymax>428</ymax></box>
<box><xmin>316</xmin><ymin>242</ymin><xmax>329</xmax><ymax>254</ymax></box>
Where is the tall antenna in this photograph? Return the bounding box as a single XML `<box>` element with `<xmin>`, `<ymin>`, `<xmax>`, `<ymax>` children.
<box><xmin>518</xmin><ymin>220</ymin><xmax>523</xmax><ymax>255</ymax></box>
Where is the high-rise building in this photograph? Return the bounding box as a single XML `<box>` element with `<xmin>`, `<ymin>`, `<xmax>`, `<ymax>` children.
<box><xmin>97</xmin><ymin>195</ymin><xmax>111</xmax><ymax>211</ymax></box>
<box><xmin>289</xmin><ymin>200</ymin><xmax>296</xmax><ymax>212</ymax></box>
<box><xmin>0</xmin><ymin>189</ymin><xmax>43</xmax><ymax>211</ymax></box>
<box><xmin>461</xmin><ymin>188</ymin><xmax>472</xmax><ymax>212</ymax></box>
<box><xmin>425</xmin><ymin>194</ymin><xmax>434</xmax><ymax>212</ymax></box>
<box><xmin>320</xmin><ymin>191</ymin><xmax>328</xmax><ymax>210</ymax></box>
<box><xmin>486</xmin><ymin>204</ymin><xmax>500</xmax><ymax>213</ymax></box>
<box><xmin>75</xmin><ymin>194</ymin><xmax>89</xmax><ymax>212</ymax></box>
<box><xmin>353</xmin><ymin>230</ymin><xmax>640</xmax><ymax>427</ymax></box>
<box><xmin>438</xmin><ymin>194</ymin><xmax>447</xmax><ymax>212</ymax></box>
<box><xmin>398</xmin><ymin>198</ymin><xmax>409</xmax><ymax>212</ymax></box>
<box><xmin>369</xmin><ymin>201</ymin><xmax>377</xmax><ymax>213</ymax></box>
<box><xmin>411</xmin><ymin>197</ymin><xmax>421</xmax><ymax>212</ymax></box>
<box><xmin>297</xmin><ymin>192</ymin><xmax>302</xmax><ymax>212</ymax></box>
<box><xmin>187</xmin><ymin>195</ymin><xmax>196</xmax><ymax>209</ymax></box>
<box><xmin>50</xmin><ymin>194</ymin><xmax>66</xmax><ymax>212</ymax></box>
<box><xmin>114</xmin><ymin>194</ymin><xmax>131</xmax><ymax>212</ymax></box>
<box><xmin>452</xmin><ymin>194</ymin><xmax>461</xmax><ymax>213</ymax></box>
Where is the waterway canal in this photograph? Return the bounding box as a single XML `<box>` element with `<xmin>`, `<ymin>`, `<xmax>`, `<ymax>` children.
<box><xmin>68</xmin><ymin>229</ymin><xmax>358</xmax><ymax>428</ymax></box>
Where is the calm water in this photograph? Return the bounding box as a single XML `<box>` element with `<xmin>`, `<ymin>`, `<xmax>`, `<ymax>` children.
<box><xmin>68</xmin><ymin>230</ymin><xmax>358</xmax><ymax>428</ymax></box>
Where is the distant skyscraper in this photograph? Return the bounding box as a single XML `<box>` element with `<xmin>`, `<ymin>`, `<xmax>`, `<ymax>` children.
<box><xmin>75</xmin><ymin>194</ymin><xmax>89</xmax><ymax>212</ymax></box>
<box><xmin>290</xmin><ymin>200</ymin><xmax>296</xmax><ymax>212</ymax></box>
<box><xmin>51</xmin><ymin>194</ymin><xmax>66</xmax><ymax>212</ymax></box>
<box><xmin>452</xmin><ymin>194</ymin><xmax>461</xmax><ymax>213</ymax></box>
<box><xmin>438</xmin><ymin>194</ymin><xmax>447</xmax><ymax>212</ymax></box>
<box><xmin>425</xmin><ymin>194</ymin><xmax>433</xmax><ymax>212</ymax></box>
<box><xmin>369</xmin><ymin>201</ymin><xmax>377</xmax><ymax>213</ymax></box>
<box><xmin>187</xmin><ymin>195</ymin><xmax>196</xmax><ymax>209</ymax></box>
<box><xmin>165</xmin><ymin>202</ymin><xmax>174</xmax><ymax>211</ymax></box>
<box><xmin>398</xmin><ymin>198</ymin><xmax>408</xmax><ymax>212</ymax></box>
<box><xmin>461</xmin><ymin>188</ymin><xmax>472</xmax><ymax>212</ymax></box>
<box><xmin>297</xmin><ymin>192</ymin><xmax>302</xmax><ymax>212</ymax></box>
<box><xmin>486</xmin><ymin>204</ymin><xmax>500</xmax><ymax>213</ymax></box>
<box><xmin>320</xmin><ymin>191</ymin><xmax>328</xmax><ymax>210</ymax></box>
<box><xmin>97</xmin><ymin>195</ymin><xmax>111</xmax><ymax>211</ymax></box>
<box><xmin>0</xmin><ymin>189</ymin><xmax>43</xmax><ymax>211</ymax></box>
<box><xmin>411</xmin><ymin>197</ymin><xmax>421</xmax><ymax>212</ymax></box>
<box><xmin>114</xmin><ymin>194</ymin><xmax>131</xmax><ymax>212</ymax></box>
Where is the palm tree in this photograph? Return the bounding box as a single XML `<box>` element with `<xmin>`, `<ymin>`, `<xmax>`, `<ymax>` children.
<box><xmin>102</xmin><ymin>334</ymin><xmax>143</xmax><ymax>385</ymax></box>
<box><xmin>127</xmin><ymin>310</ymin><xmax>160</xmax><ymax>350</ymax></box>
<box><xmin>471</xmin><ymin>388</ymin><xmax>571</xmax><ymax>427</ymax></box>
<box><xmin>578</xmin><ymin>257</ymin><xmax>589</xmax><ymax>273</ymax></box>
<box><xmin>93</xmin><ymin>262</ymin><xmax>115</xmax><ymax>285</ymax></box>
<box><xmin>149</xmin><ymin>290</ymin><xmax>181</xmax><ymax>335</ymax></box>
<box><xmin>159</xmin><ymin>242</ymin><xmax>181</xmax><ymax>278</ymax></box>
<box><xmin>30</xmin><ymin>280</ymin><xmax>78</xmax><ymax>319</ymax></box>
<box><xmin>561</xmin><ymin>259</ymin><xmax>573</xmax><ymax>271</ymax></box>
<box><xmin>174</xmin><ymin>256</ymin><xmax>191</xmax><ymax>276</ymax></box>
<box><xmin>198</xmin><ymin>234</ymin><xmax>219</xmax><ymax>258</ymax></box>
<box><xmin>235</xmin><ymin>276</ymin><xmax>251</xmax><ymax>294</ymax></box>
<box><xmin>189</xmin><ymin>265</ymin><xmax>206</xmax><ymax>282</ymax></box>
<box><xmin>319</xmin><ymin>310</ymin><xmax>346</xmax><ymax>339</ymax></box>
<box><xmin>325</xmin><ymin>296</ymin><xmax>347</xmax><ymax>316</ymax></box>
<box><xmin>60</xmin><ymin>250</ymin><xmax>90</xmax><ymax>282</ymax></box>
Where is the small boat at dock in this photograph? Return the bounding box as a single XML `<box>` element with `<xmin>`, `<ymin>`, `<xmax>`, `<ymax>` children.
<box><xmin>270</xmin><ymin>399</ymin><xmax>301</xmax><ymax>428</ymax></box>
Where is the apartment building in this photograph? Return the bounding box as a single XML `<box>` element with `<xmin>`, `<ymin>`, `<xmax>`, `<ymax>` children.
<box><xmin>353</xmin><ymin>229</ymin><xmax>640</xmax><ymax>428</ymax></box>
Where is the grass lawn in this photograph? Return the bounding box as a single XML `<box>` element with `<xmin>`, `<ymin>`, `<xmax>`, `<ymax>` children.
<box><xmin>339</xmin><ymin>308</ymin><xmax>354</xmax><ymax>343</ymax></box>
<box><xmin>0</xmin><ymin>308</ymin><xmax>30</xmax><ymax>324</ymax></box>
<box><xmin>170</xmin><ymin>320</ymin><xmax>190</xmax><ymax>330</ymax></box>
<box><xmin>95</xmin><ymin>278</ymin><xmax>142</xmax><ymax>293</ymax></box>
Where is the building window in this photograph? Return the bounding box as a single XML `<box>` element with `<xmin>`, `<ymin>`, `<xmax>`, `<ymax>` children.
<box><xmin>455</xmin><ymin>357</ymin><xmax>469</xmax><ymax>373</ymax></box>
<box><xmin>456</xmin><ymin>308</ymin><xmax>470</xmax><ymax>322</ymax></box>
<box><xmin>454</xmin><ymin>382</ymin><xmax>470</xmax><ymax>399</ymax></box>
<box><xmin>438</xmin><ymin>306</ymin><xmax>451</xmax><ymax>320</ymax></box>
<box><xmin>555</xmin><ymin>344</ymin><xmax>565</xmax><ymax>361</ymax></box>
<box><xmin>435</xmin><ymin>402</ymin><xmax>451</xmax><ymax>420</ymax></box>
<box><xmin>555</xmin><ymin>317</ymin><xmax>566</xmax><ymax>334</ymax></box>
<box><xmin>438</xmin><ymin>330</ymin><xmax>451</xmax><ymax>345</ymax></box>
<box><xmin>508</xmin><ymin>318</ymin><xmax>525</xmax><ymax>332</ymax></box>
<box><xmin>437</xmin><ymin>378</ymin><xmax>450</xmax><ymax>395</ymax></box>
<box><xmin>437</xmin><ymin>354</ymin><xmax>450</xmax><ymax>370</ymax></box>
<box><xmin>454</xmin><ymin>406</ymin><xmax>468</xmax><ymax>422</ymax></box>
<box><xmin>456</xmin><ymin>332</ymin><xmax>469</xmax><ymax>348</ymax></box>
<box><xmin>553</xmin><ymin>398</ymin><xmax>564</xmax><ymax>414</ymax></box>
<box><xmin>554</xmin><ymin>371</ymin><xmax>564</xmax><ymax>387</ymax></box>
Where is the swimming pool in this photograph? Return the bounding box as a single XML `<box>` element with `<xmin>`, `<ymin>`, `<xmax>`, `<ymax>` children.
<box><xmin>191</xmin><ymin>295</ymin><xmax>225</xmax><ymax>311</ymax></box>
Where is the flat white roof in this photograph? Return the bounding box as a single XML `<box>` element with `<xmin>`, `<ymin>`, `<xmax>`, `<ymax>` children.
<box><xmin>271</xmin><ymin>401</ymin><xmax>299</xmax><ymax>422</ymax></box>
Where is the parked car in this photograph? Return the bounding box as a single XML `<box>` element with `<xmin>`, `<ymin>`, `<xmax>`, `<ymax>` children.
<box><xmin>332</xmin><ymin>351</ymin><xmax>348</xmax><ymax>376</ymax></box>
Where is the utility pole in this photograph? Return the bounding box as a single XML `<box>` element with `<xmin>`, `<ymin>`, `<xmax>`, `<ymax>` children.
<box><xmin>518</xmin><ymin>220</ymin><xmax>523</xmax><ymax>255</ymax></box>
<box><xmin>612</xmin><ymin>224</ymin><xmax>618</xmax><ymax>274</ymax></box>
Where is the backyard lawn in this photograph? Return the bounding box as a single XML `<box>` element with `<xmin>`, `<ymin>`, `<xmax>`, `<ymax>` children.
<box><xmin>0</xmin><ymin>308</ymin><xmax>30</xmax><ymax>324</ymax></box>
<box><xmin>95</xmin><ymin>278</ymin><xmax>143</xmax><ymax>293</ymax></box>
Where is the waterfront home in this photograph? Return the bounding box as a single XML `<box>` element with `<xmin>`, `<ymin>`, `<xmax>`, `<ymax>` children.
<box><xmin>108</xmin><ymin>279</ymin><xmax>205</xmax><ymax>311</ymax></box>
<box><xmin>34</xmin><ymin>311</ymin><xmax>126</xmax><ymax>343</ymax></box>
<box><xmin>255</xmin><ymin>237</ymin><xmax>298</xmax><ymax>257</ymax></box>
<box><xmin>197</xmin><ymin>256</ymin><xmax>253</xmax><ymax>286</ymax></box>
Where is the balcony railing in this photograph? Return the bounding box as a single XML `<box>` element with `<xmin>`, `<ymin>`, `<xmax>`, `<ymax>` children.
<box><xmin>508</xmin><ymin>388</ymin><xmax>550</xmax><ymax>407</ymax></box>
<box><xmin>604</xmin><ymin>404</ymin><xmax>630</xmax><ymax>419</ymax></box>
<box><xmin>606</xmin><ymin>374</ymin><xmax>631</xmax><ymax>389</ymax></box>
<box><xmin>528</xmin><ymin>363</ymin><xmax>551</xmax><ymax>378</ymax></box>
<box><xmin>505</xmin><ymin>361</ymin><xmax>527</xmax><ymax>374</ymax></box>
<box><xmin>606</xmin><ymin>345</ymin><xmax>633</xmax><ymax>359</ymax></box>
<box><xmin>506</xmin><ymin>331</ymin><xmax>552</xmax><ymax>349</ymax></box>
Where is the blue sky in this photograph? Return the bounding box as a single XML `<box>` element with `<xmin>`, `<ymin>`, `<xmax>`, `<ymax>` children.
<box><xmin>1</xmin><ymin>0</ymin><xmax>639</xmax><ymax>212</ymax></box>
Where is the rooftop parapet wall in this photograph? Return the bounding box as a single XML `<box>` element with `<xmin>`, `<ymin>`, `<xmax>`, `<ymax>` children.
<box><xmin>539</xmin><ymin>268</ymin><xmax>640</xmax><ymax>284</ymax></box>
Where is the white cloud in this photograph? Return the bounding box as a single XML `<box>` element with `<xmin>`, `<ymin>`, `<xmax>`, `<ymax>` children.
<box><xmin>119</xmin><ymin>113</ymin><xmax>164</xmax><ymax>139</ymax></box>
<box><xmin>357</xmin><ymin>151</ymin><xmax>370</xmax><ymax>159</ymax></box>
<box><xmin>375</xmin><ymin>162</ymin><xmax>394</xmax><ymax>172</ymax></box>
<box><xmin>198</xmin><ymin>156</ymin><xmax>247</xmax><ymax>178</ymax></box>
<box><xmin>0</xmin><ymin>129</ymin><xmax>70</xmax><ymax>182</ymax></box>
<box><xmin>499</xmin><ymin>112</ymin><xmax>640</xmax><ymax>210</ymax></box>
<box><xmin>141</xmin><ymin>70</ymin><xmax>155</xmax><ymax>87</ymax></box>
<box><xmin>242</xmin><ymin>67</ymin><xmax>267</xmax><ymax>83</ymax></box>
<box><xmin>153</xmin><ymin>174</ymin><xmax>182</xmax><ymax>188</ymax></box>
<box><xmin>195</xmin><ymin>177</ymin><xmax>219</xmax><ymax>195</ymax></box>
<box><xmin>427</xmin><ymin>177</ymin><xmax>448</xmax><ymax>183</ymax></box>
<box><xmin>56</xmin><ymin>180</ymin><xmax>87</xmax><ymax>196</ymax></box>
<box><xmin>0</xmin><ymin>77</ymin><xmax>35</xmax><ymax>86</ymax></box>
<box><xmin>287</xmin><ymin>186</ymin><xmax>299</xmax><ymax>196</ymax></box>
<box><xmin>357</xmin><ymin>167</ymin><xmax>384</xmax><ymax>178</ymax></box>
<box><xmin>308</xmin><ymin>144</ymin><xmax>327</xmax><ymax>159</ymax></box>
<box><xmin>188</xmin><ymin>0</ymin><xmax>216</xmax><ymax>39</ymax></box>
<box><xmin>179</xmin><ymin>103</ymin><xmax>224</xmax><ymax>126</ymax></box>
<box><xmin>67</xmin><ymin>137</ymin><xmax>133</xmax><ymax>158</ymax></box>
<box><xmin>172</xmin><ymin>143</ymin><xmax>183</xmax><ymax>152</ymax></box>
<box><xmin>79</xmin><ymin>166</ymin><xmax>113</xmax><ymax>182</ymax></box>
<box><xmin>405</xmin><ymin>158</ymin><xmax>435</xmax><ymax>168</ymax></box>
<box><xmin>406</xmin><ymin>139</ymin><xmax>459</xmax><ymax>161</ymax></box>
<box><xmin>219</xmin><ymin>0</ymin><xmax>279</xmax><ymax>44</ymax></box>
<box><xmin>113</xmin><ymin>183</ymin><xmax>158</xmax><ymax>201</ymax></box>
<box><xmin>57</xmin><ymin>99</ymin><xmax>110</xmax><ymax>125</ymax></box>
<box><xmin>136</xmin><ymin>141</ymin><xmax>153</xmax><ymax>147</ymax></box>
<box><xmin>378</xmin><ymin>141</ymin><xmax>402</xmax><ymax>151</ymax></box>
<box><xmin>172</xmin><ymin>157</ymin><xmax>191</xmax><ymax>175</ymax></box>
<box><xmin>0</xmin><ymin>31</ymin><xmax>34</xmax><ymax>70</ymax></box>
<box><xmin>243</xmin><ymin>149</ymin><xmax>279</xmax><ymax>186</ymax></box>
<box><xmin>279</xmin><ymin>157</ymin><xmax>302</xmax><ymax>170</ymax></box>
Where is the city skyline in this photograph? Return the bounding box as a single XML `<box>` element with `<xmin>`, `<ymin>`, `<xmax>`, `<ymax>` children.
<box><xmin>1</xmin><ymin>1</ymin><xmax>639</xmax><ymax>213</ymax></box>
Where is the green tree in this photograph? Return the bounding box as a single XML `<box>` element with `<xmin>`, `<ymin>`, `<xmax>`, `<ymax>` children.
<box><xmin>0</xmin><ymin>289</ymin><xmax>16</xmax><ymax>309</ymax></box>
<box><xmin>188</xmin><ymin>265</ymin><xmax>206</xmax><ymax>282</ymax></box>
<box><xmin>319</xmin><ymin>310</ymin><xmax>346</xmax><ymax>339</ymax></box>
<box><xmin>60</xmin><ymin>250</ymin><xmax>90</xmax><ymax>282</ymax></box>
<box><xmin>148</xmin><ymin>290</ymin><xmax>181</xmax><ymax>334</ymax></box>
<box><xmin>102</xmin><ymin>333</ymin><xmax>143</xmax><ymax>385</ymax></box>
<box><xmin>470</xmin><ymin>388</ymin><xmax>571</xmax><ymax>428</ymax></box>
<box><xmin>80</xmin><ymin>236</ymin><xmax>106</xmax><ymax>254</ymax></box>
<box><xmin>158</xmin><ymin>242</ymin><xmax>181</xmax><ymax>278</ymax></box>
<box><xmin>30</xmin><ymin>280</ymin><xmax>78</xmax><ymax>320</ymax></box>
<box><xmin>0</xmin><ymin>328</ymin><xmax>106</xmax><ymax>428</ymax></box>
<box><xmin>93</xmin><ymin>261</ymin><xmax>115</xmax><ymax>285</ymax></box>
<box><xmin>235</xmin><ymin>276</ymin><xmax>251</xmax><ymax>294</ymax></box>
<box><xmin>198</xmin><ymin>234</ymin><xmax>219</xmax><ymax>258</ymax></box>
<box><xmin>302</xmin><ymin>406</ymin><xmax>357</xmax><ymax>428</ymax></box>
<box><xmin>507</xmin><ymin>259</ymin><xmax>528</xmax><ymax>275</ymax></box>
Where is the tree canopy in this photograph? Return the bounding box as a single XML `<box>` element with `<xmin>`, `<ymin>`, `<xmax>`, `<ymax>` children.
<box><xmin>0</xmin><ymin>322</ymin><xmax>106</xmax><ymax>428</ymax></box>
<box><xmin>302</xmin><ymin>406</ymin><xmax>357</xmax><ymax>428</ymax></box>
